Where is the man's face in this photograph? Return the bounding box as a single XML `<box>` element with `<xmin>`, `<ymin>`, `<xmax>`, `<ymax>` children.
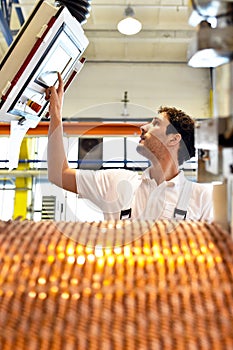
<box><xmin>136</xmin><ymin>112</ymin><xmax>173</xmax><ymax>161</ymax></box>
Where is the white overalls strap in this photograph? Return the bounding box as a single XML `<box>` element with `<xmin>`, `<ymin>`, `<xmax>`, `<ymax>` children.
<box><xmin>173</xmin><ymin>180</ymin><xmax>193</xmax><ymax>220</ymax></box>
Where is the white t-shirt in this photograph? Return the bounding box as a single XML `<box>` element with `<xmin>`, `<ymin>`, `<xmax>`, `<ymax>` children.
<box><xmin>76</xmin><ymin>168</ymin><xmax>213</xmax><ymax>222</ymax></box>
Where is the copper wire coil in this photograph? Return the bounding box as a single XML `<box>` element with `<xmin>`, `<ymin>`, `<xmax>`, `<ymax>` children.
<box><xmin>0</xmin><ymin>219</ymin><xmax>233</xmax><ymax>349</ymax></box>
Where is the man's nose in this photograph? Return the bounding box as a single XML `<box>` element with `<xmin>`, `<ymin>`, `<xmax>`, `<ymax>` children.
<box><xmin>140</xmin><ymin>123</ymin><xmax>150</xmax><ymax>133</ymax></box>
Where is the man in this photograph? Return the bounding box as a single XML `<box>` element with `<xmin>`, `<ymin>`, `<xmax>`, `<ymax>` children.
<box><xmin>46</xmin><ymin>73</ymin><xmax>213</xmax><ymax>221</ymax></box>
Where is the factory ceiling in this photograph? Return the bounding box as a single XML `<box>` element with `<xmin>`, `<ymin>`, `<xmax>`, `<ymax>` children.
<box><xmin>0</xmin><ymin>0</ymin><xmax>194</xmax><ymax>64</ymax></box>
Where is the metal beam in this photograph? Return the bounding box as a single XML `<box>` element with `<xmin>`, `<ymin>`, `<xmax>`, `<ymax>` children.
<box><xmin>0</xmin><ymin>0</ymin><xmax>25</xmax><ymax>46</ymax></box>
<box><xmin>13</xmin><ymin>0</ymin><xmax>24</xmax><ymax>26</ymax></box>
<box><xmin>0</xmin><ymin>8</ymin><xmax>13</xmax><ymax>45</ymax></box>
<box><xmin>0</xmin><ymin>121</ymin><xmax>142</xmax><ymax>136</ymax></box>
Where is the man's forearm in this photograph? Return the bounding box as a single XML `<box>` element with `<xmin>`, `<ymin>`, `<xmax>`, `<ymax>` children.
<box><xmin>47</xmin><ymin>117</ymin><xmax>69</xmax><ymax>187</ymax></box>
<box><xmin>46</xmin><ymin>72</ymin><xmax>73</xmax><ymax>189</ymax></box>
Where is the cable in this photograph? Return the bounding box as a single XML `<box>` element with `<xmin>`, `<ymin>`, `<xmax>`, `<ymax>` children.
<box><xmin>56</xmin><ymin>0</ymin><xmax>92</xmax><ymax>24</ymax></box>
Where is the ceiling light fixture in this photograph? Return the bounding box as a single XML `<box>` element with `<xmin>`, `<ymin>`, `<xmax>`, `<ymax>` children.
<box><xmin>117</xmin><ymin>6</ymin><xmax>142</xmax><ymax>36</ymax></box>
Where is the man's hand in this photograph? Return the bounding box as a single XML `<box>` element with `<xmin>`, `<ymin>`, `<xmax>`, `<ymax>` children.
<box><xmin>45</xmin><ymin>72</ymin><xmax>64</xmax><ymax>120</ymax></box>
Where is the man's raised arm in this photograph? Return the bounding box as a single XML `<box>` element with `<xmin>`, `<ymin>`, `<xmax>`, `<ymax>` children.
<box><xmin>46</xmin><ymin>73</ymin><xmax>77</xmax><ymax>193</ymax></box>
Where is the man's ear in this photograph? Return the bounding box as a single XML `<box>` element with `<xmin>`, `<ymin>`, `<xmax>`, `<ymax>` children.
<box><xmin>168</xmin><ymin>133</ymin><xmax>181</xmax><ymax>146</ymax></box>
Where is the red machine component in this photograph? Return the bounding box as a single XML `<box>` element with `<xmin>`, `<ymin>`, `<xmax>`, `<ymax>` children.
<box><xmin>26</xmin><ymin>99</ymin><xmax>42</xmax><ymax>113</ymax></box>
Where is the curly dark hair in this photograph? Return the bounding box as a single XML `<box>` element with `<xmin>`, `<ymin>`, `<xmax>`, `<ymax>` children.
<box><xmin>158</xmin><ymin>106</ymin><xmax>195</xmax><ymax>165</ymax></box>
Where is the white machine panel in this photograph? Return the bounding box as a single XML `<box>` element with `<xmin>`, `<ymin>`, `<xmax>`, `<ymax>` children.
<box><xmin>0</xmin><ymin>1</ymin><xmax>89</xmax><ymax>127</ymax></box>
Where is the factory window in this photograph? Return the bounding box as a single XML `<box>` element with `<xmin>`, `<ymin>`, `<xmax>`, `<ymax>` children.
<box><xmin>29</xmin><ymin>137</ymin><xmax>47</xmax><ymax>169</ymax></box>
<box><xmin>0</xmin><ymin>179</ymin><xmax>15</xmax><ymax>220</ymax></box>
<box><xmin>25</xmin><ymin>135</ymin><xmax>149</xmax><ymax>170</ymax></box>
<box><xmin>0</xmin><ymin>137</ymin><xmax>10</xmax><ymax>169</ymax></box>
<box><xmin>67</xmin><ymin>137</ymin><xmax>79</xmax><ymax>169</ymax></box>
<box><xmin>102</xmin><ymin>137</ymin><xmax>149</xmax><ymax>169</ymax></box>
<box><xmin>126</xmin><ymin>137</ymin><xmax>150</xmax><ymax>170</ymax></box>
<box><xmin>0</xmin><ymin>138</ymin><xmax>15</xmax><ymax>220</ymax></box>
<box><xmin>102</xmin><ymin>137</ymin><xmax>125</xmax><ymax>168</ymax></box>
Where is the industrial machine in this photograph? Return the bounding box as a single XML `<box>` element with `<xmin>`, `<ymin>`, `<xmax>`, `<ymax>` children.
<box><xmin>0</xmin><ymin>0</ymin><xmax>90</xmax><ymax>168</ymax></box>
<box><xmin>0</xmin><ymin>0</ymin><xmax>89</xmax><ymax>126</ymax></box>
<box><xmin>188</xmin><ymin>0</ymin><xmax>233</xmax><ymax>234</ymax></box>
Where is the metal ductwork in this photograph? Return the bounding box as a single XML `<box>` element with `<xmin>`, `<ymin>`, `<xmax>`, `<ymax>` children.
<box><xmin>187</xmin><ymin>0</ymin><xmax>233</xmax><ymax>67</ymax></box>
<box><xmin>57</xmin><ymin>0</ymin><xmax>92</xmax><ymax>24</ymax></box>
<box><xmin>189</xmin><ymin>0</ymin><xmax>233</xmax><ymax>23</ymax></box>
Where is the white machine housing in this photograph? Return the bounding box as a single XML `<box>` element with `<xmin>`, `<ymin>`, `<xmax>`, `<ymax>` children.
<box><xmin>0</xmin><ymin>1</ymin><xmax>89</xmax><ymax>127</ymax></box>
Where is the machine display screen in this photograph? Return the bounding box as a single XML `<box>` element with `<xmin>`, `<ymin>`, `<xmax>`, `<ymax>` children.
<box><xmin>37</xmin><ymin>46</ymin><xmax>72</xmax><ymax>86</ymax></box>
<box><xmin>35</xmin><ymin>28</ymin><xmax>81</xmax><ymax>87</ymax></box>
